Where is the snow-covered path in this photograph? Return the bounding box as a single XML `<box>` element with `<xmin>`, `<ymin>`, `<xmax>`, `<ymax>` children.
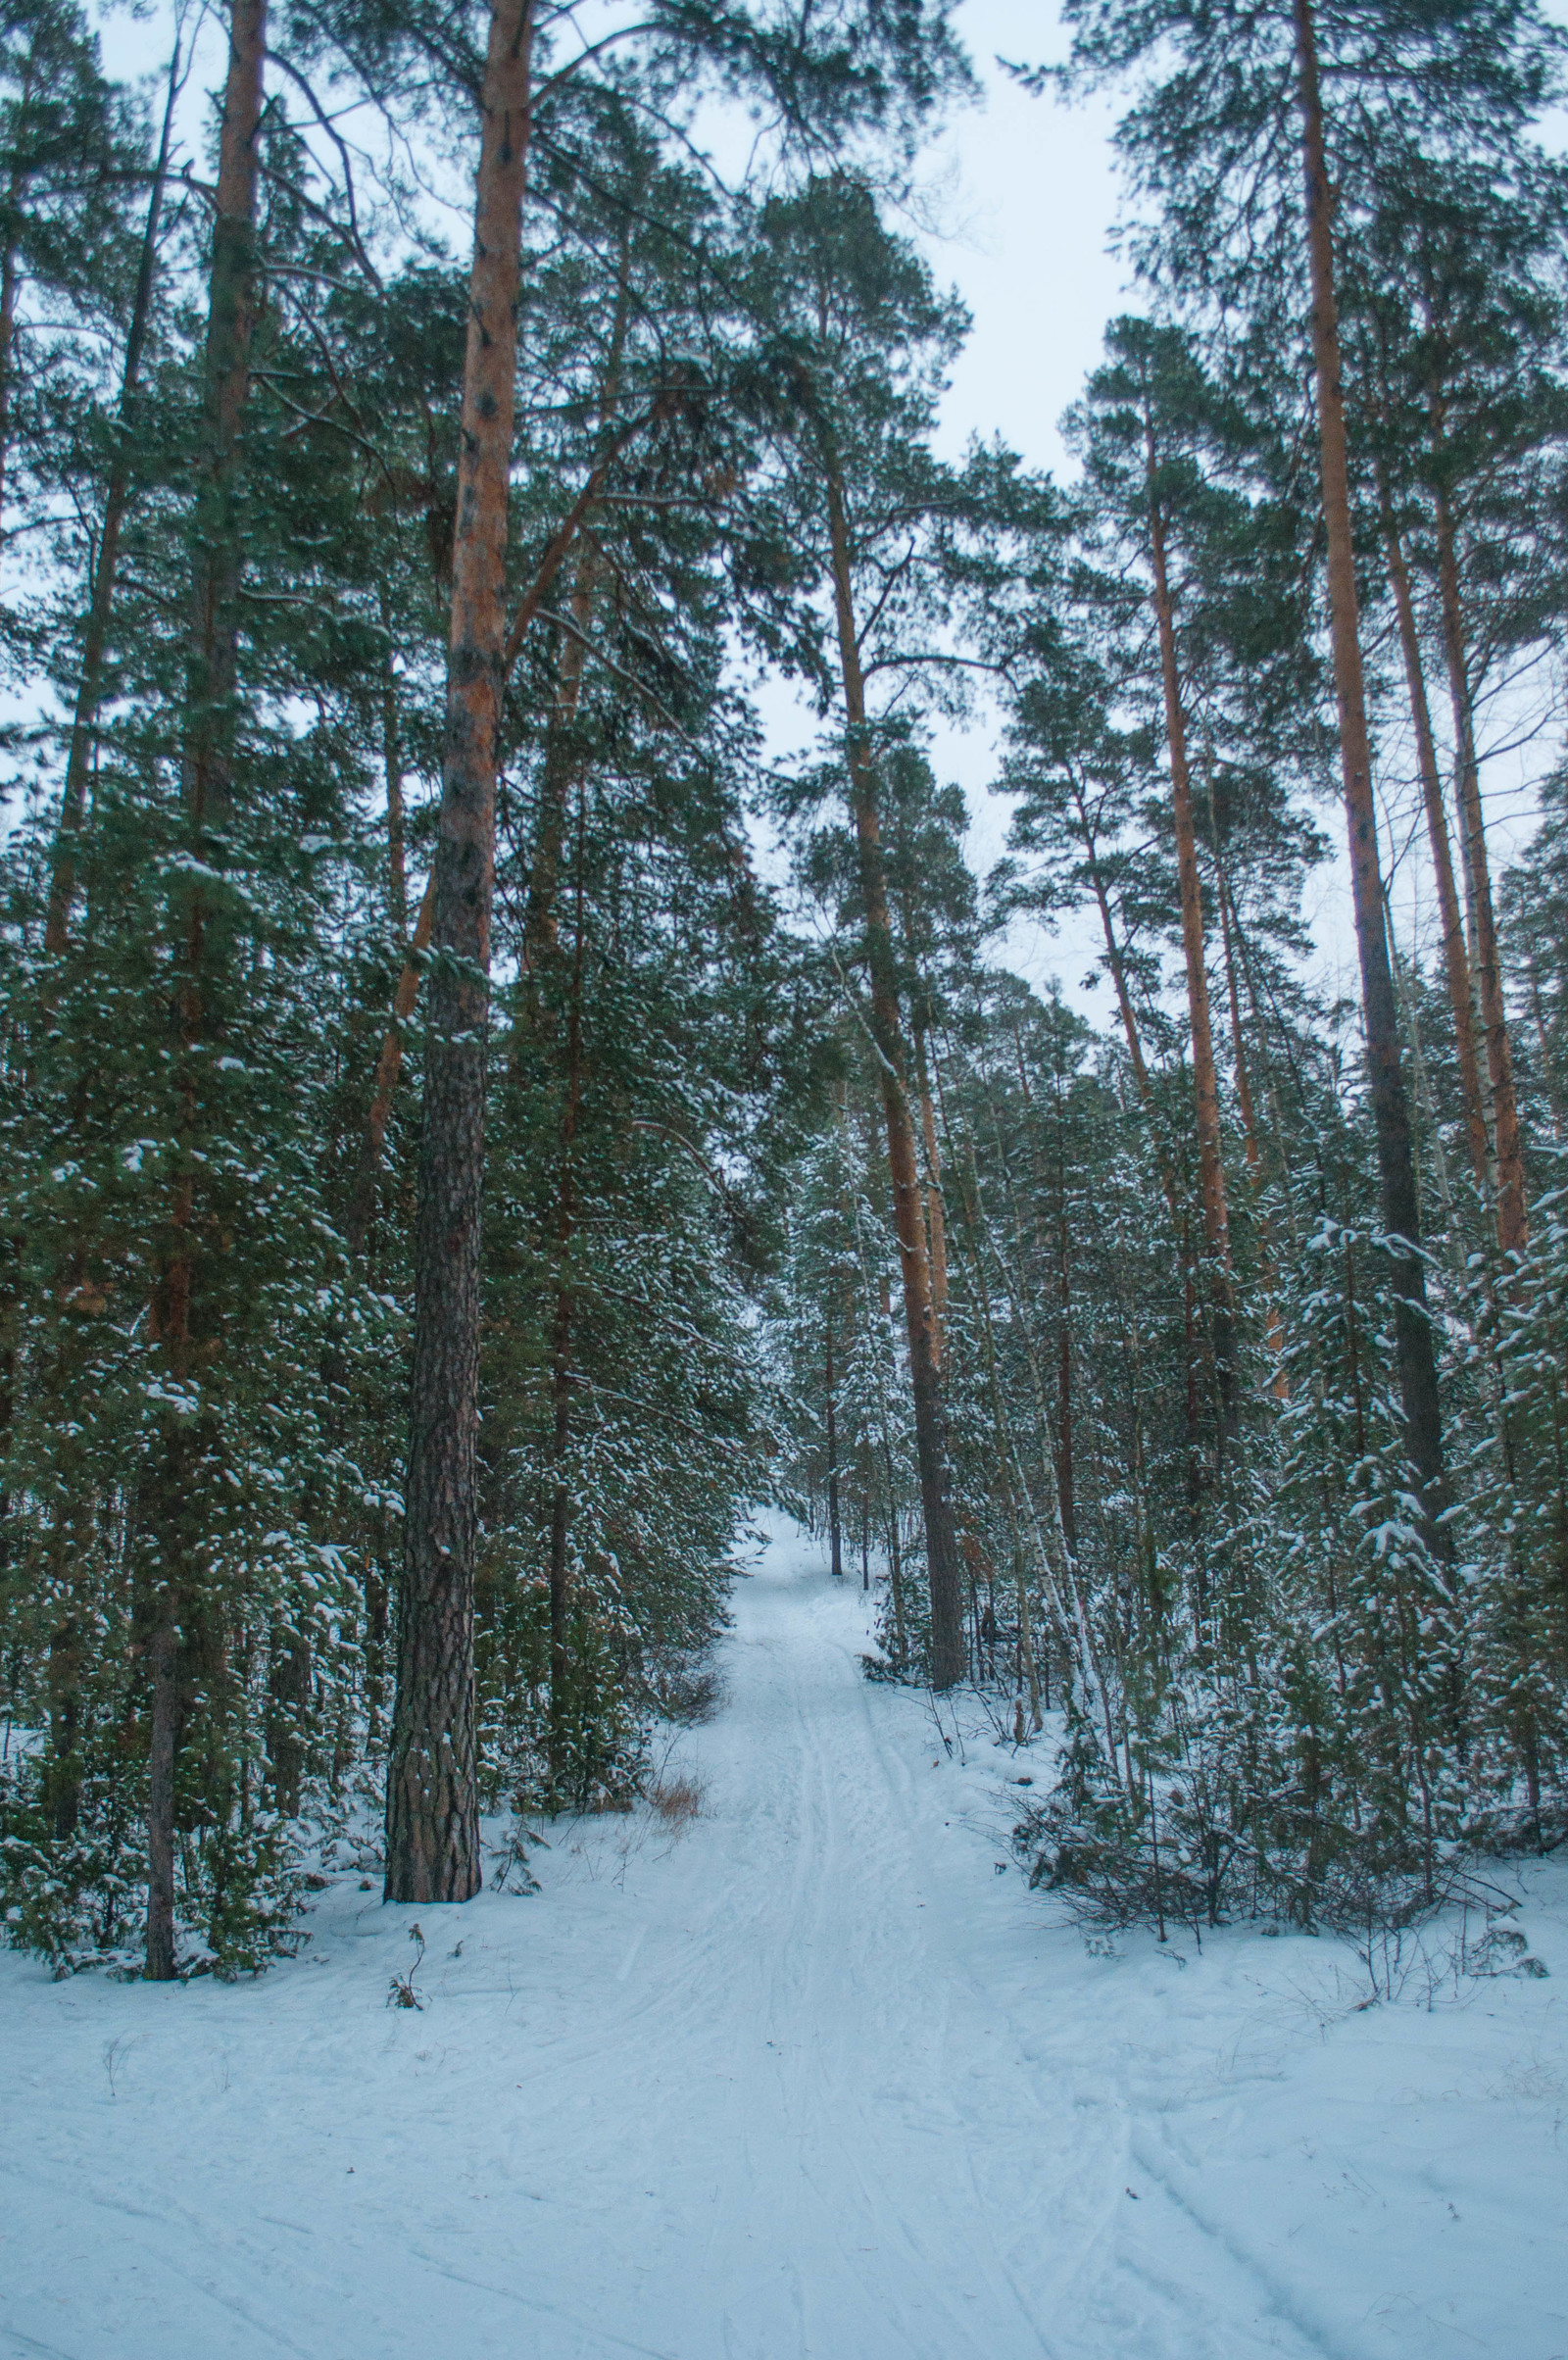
<box><xmin>3</xmin><ymin>1518</ymin><xmax>1566</xmax><ymax>2359</ymax></box>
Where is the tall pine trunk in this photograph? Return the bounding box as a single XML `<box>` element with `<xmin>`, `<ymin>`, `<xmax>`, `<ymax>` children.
<box><xmin>1374</xmin><ymin>462</ymin><xmax>1492</xmax><ymax>1205</ymax></box>
<box><xmin>385</xmin><ymin>0</ymin><xmax>534</xmax><ymax>1905</ymax></box>
<box><xmin>820</xmin><ymin>450</ymin><xmax>965</xmax><ymax>1688</ymax></box>
<box><xmin>347</xmin><ymin>445</ymin><xmax>627</xmax><ymax>1254</ymax></box>
<box><xmin>1144</xmin><ymin>414</ymin><xmax>1237</xmax><ymax>1438</ymax></box>
<box><xmin>1293</xmin><ymin>0</ymin><xmax>1446</xmax><ymax>1524</ymax></box>
<box><xmin>1433</xmin><ymin>482</ymin><xmax>1527</xmax><ymax>1262</ymax></box>
<box><xmin>143</xmin><ymin>0</ymin><xmax>265</xmax><ymax>1983</ymax></box>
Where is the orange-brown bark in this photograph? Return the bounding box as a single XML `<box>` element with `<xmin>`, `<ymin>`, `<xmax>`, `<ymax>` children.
<box><xmin>385</xmin><ymin>0</ymin><xmax>535</xmax><ymax>1907</ymax></box>
<box><xmin>1293</xmin><ymin>0</ymin><xmax>1446</xmax><ymax>1515</ymax></box>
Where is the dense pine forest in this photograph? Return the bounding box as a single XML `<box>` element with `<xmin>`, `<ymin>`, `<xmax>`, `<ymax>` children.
<box><xmin>2</xmin><ymin>0</ymin><xmax>1567</xmax><ymax>1991</ymax></box>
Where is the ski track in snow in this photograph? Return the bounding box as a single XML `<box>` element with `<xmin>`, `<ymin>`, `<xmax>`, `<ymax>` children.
<box><xmin>3</xmin><ymin>1514</ymin><xmax>1566</xmax><ymax>2359</ymax></box>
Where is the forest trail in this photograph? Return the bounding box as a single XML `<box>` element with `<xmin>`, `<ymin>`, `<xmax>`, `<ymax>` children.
<box><xmin>3</xmin><ymin>1517</ymin><xmax>1565</xmax><ymax>2360</ymax></box>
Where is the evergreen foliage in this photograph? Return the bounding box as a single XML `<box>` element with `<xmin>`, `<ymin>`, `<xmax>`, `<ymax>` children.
<box><xmin>1</xmin><ymin>0</ymin><xmax>1567</xmax><ymax>1975</ymax></box>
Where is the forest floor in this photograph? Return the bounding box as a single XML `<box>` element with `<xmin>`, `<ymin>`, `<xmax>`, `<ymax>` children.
<box><xmin>2</xmin><ymin>1515</ymin><xmax>1566</xmax><ymax>2360</ymax></box>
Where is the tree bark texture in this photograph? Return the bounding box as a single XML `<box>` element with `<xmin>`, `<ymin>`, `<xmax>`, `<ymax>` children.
<box><xmin>385</xmin><ymin>0</ymin><xmax>534</xmax><ymax>1905</ymax></box>
<box><xmin>1294</xmin><ymin>0</ymin><xmax>1446</xmax><ymax>1517</ymax></box>
<box><xmin>347</xmin><ymin>451</ymin><xmax>628</xmax><ymax>1252</ymax></box>
<box><xmin>820</xmin><ymin>451</ymin><xmax>965</xmax><ymax>1688</ymax></box>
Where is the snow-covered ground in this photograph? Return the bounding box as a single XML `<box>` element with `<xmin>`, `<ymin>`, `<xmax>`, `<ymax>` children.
<box><xmin>3</xmin><ymin>1515</ymin><xmax>1565</xmax><ymax>2359</ymax></box>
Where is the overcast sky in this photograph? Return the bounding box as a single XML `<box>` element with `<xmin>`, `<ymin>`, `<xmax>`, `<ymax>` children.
<box><xmin>748</xmin><ymin>0</ymin><xmax>1135</xmax><ymax>1009</ymax></box>
<box><xmin>89</xmin><ymin>0</ymin><xmax>1561</xmax><ymax>1029</ymax></box>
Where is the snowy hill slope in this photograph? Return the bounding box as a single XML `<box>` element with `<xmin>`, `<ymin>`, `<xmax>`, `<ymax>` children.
<box><xmin>2</xmin><ymin>1515</ymin><xmax>1565</xmax><ymax>2359</ymax></box>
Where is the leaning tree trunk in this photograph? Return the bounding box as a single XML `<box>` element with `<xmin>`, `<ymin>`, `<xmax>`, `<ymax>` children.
<box><xmin>385</xmin><ymin>0</ymin><xmax>534</xmax><ymax>1906</ymax></box>
<box><xmin>1145</xmin><ymin>418</ymin><xmax>1238</xmax><ymax>1441</ymax></box>
<box><xmin>819</xmin><ymin>449</ymin><xmax>965</xmax><ymax>1687</ymax></box>
<box><xmin>1293</xmin><ymin>0</ymin><xmax>1447</xmax><ymax>1529</ymax></box>
<box><xmin>143</xmin><ymin>0</ymin><xmax>266</xmax><ymax>1984</ymax></box>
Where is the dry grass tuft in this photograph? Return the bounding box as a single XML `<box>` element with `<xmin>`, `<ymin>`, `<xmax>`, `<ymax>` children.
<box><xmin>647</xmin><ymin>1773</ymin><xmax>705</xmax><ymax>1834</ymax></box>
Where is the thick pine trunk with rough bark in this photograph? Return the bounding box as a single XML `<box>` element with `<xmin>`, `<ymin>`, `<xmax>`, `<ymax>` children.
<box><xmin>347</xmin><ymin>449</ymin><xmax>630</xmax><ymax>1254</ymax></box>
<box><xmin>1293</xmin><ymin>0</ymin><xmax>1446</xmax><ymax>1521</ymax></box>
<box><xmin>385</xmin><ymin>0</ymin><xmax>534</xmax><ymax>1905</ymax></box>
